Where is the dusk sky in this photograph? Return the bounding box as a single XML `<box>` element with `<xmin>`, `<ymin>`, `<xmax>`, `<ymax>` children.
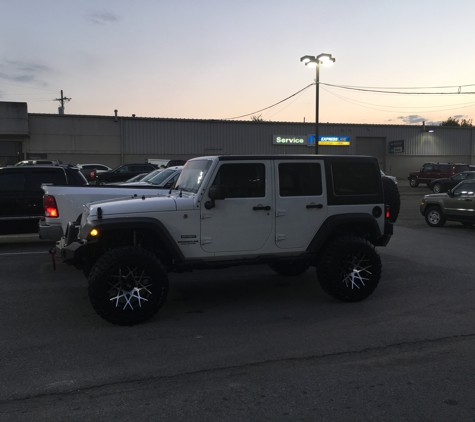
<box><xmin>1</xmin><ymin>0</ymin><xmax>475</xmax><ymax>126</ymax></box>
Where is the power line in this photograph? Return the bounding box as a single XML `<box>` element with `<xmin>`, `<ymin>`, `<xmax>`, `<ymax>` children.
<box><xmin>321</xmin><ymin>82</ymin><xmax>475</xmax><ymax>95</ymax></box>
<box><xmin>223</xmin><ymin>83</ymin><xmax>315</xmax><ymax>120</ymax></box>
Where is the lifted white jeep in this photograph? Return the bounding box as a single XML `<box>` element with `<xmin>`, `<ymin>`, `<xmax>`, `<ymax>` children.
<box><xmin>55</xmin><ymin>155</ymin><xmax>398</xmax><ymax>325</ymax></box>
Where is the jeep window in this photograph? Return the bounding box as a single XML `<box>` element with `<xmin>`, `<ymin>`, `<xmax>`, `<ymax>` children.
<box><xmin>278</xmin><ymin>163</ymin><xmax>322</xmax><ymax>197</ymax></box>
<box><xmin>453</xmin><ymin>182</ymin><xmax>475</xmax><ymax>195</ymax></box>
<box><xmin>422</xmin><ymin>165</ymin><xmax>432</xmax><ymax>172</ymax></box>
<box><xmin>0</xmin><ymin>172</ymin><xmax>26</xmax><ymax>191</ymax></box>
<box><xmin>175</xmin><ymin>159</ymin><xmax>212</xmax><ymax>193</ymax></box>
<box><xmin>212</xmin><ymin>163</ymin><xmax>265</xmax><ymax>198</ymax></box>
<box><xmin>331</xmin><ymin>162</ymin><xmax>379</xmax><ymax>195</ymax></box>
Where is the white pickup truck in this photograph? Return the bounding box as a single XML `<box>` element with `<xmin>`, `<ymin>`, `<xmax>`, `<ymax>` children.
<box><xmin>39</xmin><ymin>167</ymin><xmax>182</xmax><ymax>240</ymax></box>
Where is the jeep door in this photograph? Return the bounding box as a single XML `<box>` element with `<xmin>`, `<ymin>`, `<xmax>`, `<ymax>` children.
<box><xmin>274</xmin><ymin>160</ymin><xmax>327</xmax><ymax>249</ymax></box>
<box><xmin>444</xmin><ymin>182</ymin><xmax>475</xmax><ymax>220</ymax></box>
<box><xmin>200</xmin><ymin>161</ymin><xmax>273</xmax><ymax>253</ymax></box>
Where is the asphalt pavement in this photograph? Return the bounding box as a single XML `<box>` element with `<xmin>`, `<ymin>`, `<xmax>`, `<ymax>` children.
<box><xmin>1</xmin><ymin>182</ymin><xmax>475</xmax><ymax>421</ymax></box>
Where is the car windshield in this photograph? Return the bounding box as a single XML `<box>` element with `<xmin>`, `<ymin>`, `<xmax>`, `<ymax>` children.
<box><xmin>139</xmin><ymin>169</ymin><xmax>163</xmax><ymax>182</ymax></box>
<box><xmin>146</xmin><ymin>168</ymin><xmax>179</xmax><ymax>185</ymax></box>
<box><xmin>174</xmin><ymin>160</ymin><xmax>212</xmax><ymax>193</ymax></box>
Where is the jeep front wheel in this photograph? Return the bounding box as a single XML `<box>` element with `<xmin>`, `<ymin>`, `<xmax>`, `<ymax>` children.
<box><xmin>409</xmin><ymin>177</ymin><xmax>419</xmax><ymax>187</ymax></box>
<box><xmin>425</xmin><ymin>206</ymin><xmax>446</xmax><ymax>227</ymax></box>
<box><xmin>268</xmin><ymin>260</ymin><xmax>310</xmax><ymax>277</ymax></box>
<box><xmin>317</xmin><ymin>236</ymin><xmax>381</xmax><ymax>302</ymax></box>
<box><xmin>88</xmin><ymin>246</ymin><xmax>169</xmax><ymax>325</ymax></box>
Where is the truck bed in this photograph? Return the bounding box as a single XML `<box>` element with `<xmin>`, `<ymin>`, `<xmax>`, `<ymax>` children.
<box><xmin>39</xmin><ymin>184</ymin><xmax>172</xmax><ymax>240</ymax></box>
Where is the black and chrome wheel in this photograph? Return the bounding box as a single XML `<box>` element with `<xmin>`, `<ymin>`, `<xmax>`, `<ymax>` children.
<box><xmin>317</xmin><ymin>236</ymin><xmax>381</xmax><ymax>302</ymax></box>
<box><xmin>88</xmin><ymin>247</ymin><xmax>169</xmax><ymax>325</ymax></box>
<box><xmin>432</xmin><ymin>183</ymin><xmax>442</xmax><ymax>193</ymax></box>
<box><xmin>409</xmin><ymin>177</ymin><xmax>419</xmax><ymax>187</ymax></box>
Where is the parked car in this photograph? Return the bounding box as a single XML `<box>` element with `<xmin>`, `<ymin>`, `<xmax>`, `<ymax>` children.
<box><xmin>74</xmin><ymin>163</ymin><xmax>113</xmax><ymax>183</ymax></box>
<box><xmin>0</xmin><ymin>165</ymin><xmax>87</xmax><ymax>235</ymax></box>
<box><xmin>121</xmin><ymin>166</ymin><xmax>182</xmax><ymax>187</ymax></box>
<box><xmin>429</xmin><ymin>171</ymin><xmax>475</xmax><ymax>193</ymax></box>
<box><xmin>93</xmin><ymin>163</ymin><xmax>157</xmax><ymax>185</ymax></box>
<box><xmin>420</xmin><ymin>180</ymin><xmax>475</xmax><ymax>227</ymax></box>
<box><xmin>381</xmin><ymin>170</ymin><xmax>397</xmax><ymax>185</ymax></box>
<box><xmin>14</xmin><ymin>159</ymin><xmax>61</xmax><ymax>166</ymax></box>
<box><xmin>408</xmin><ymin>162</ymin><xmax>469</xmax><ymax>187</ymax></box>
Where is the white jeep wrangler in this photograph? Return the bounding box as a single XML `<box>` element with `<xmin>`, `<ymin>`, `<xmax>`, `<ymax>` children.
<box><xmin>55</xmin><ymin>155</ymin><xmax>398</xmax><ymax>325</ymax></box>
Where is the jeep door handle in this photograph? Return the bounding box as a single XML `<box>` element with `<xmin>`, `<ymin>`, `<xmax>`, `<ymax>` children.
<box><xmin>253</xmin><ymin>206</ymin><xmax>271</xmax><ymax>211</ymax></box>
<box><xmin>306</xmin><ymin>204</ymin><xmax>323</xmax><ymax>209</ymax></box>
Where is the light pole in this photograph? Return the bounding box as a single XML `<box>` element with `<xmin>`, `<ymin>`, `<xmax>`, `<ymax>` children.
<box><xmin>300</xmin><ymin>53</ymin><xmax>335</xmax><ymax>154</ymax></box>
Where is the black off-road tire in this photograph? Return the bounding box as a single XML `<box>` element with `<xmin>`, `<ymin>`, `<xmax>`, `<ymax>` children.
<box><xmin>317</xmin><ymin>236</ymin><xmax>382</xmax><ymax>302</ymax></box>
<box><xmin>88</xmin><ymin>246</ymin><xmax>169</xmax><ymax>325</ymax></box>
<box><xmin>268</xmin><ymin>261</ymin><xmax>310</xmax><ymax>277</ymax></box>
<box><xmin>382</xmin><ymin>177</ymin><xmax>400</xmax><ymax>223</ymax></box>
<box><xmin>409</xmin><ymin>177</ymin><xmax>419</xmax><ymax>187</ymax></box>
<box><xmin>424</xmin><ymin>206</ymin><xmax>446</xmax><ymax>227</ymax></box>
<box><xmin>432</xmin><ymin>183</ymin><xmax>442</xmax><ymax>193</ymax></box>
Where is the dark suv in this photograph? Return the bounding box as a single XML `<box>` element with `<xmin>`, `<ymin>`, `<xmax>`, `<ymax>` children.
<box><xmin>93</xmin><ymin>163</ymin><xmax>157</xmax><ymax>185</ymax></box>
<box><xmin>408</xmin><ymin>162</ymin><xmax>469</xmax><ymax>187</ymax></box>
<box><xmin>0</xmin><ymin>165</ymin><xmax>87</xmax><ymax>235</ymax></box>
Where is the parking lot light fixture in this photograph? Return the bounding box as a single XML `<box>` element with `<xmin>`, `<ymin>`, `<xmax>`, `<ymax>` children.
<box><xmin>300</xmin><ymin>53</ymin><xmax>336</xmax><ymax>154</ymax></box>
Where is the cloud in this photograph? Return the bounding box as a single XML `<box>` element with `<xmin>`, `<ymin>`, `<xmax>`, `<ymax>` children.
<box><xmin>0</xmin><ymin>60</ymin><xmax>51</xmax><ymax>86</ymax></box>
<box><xmin>88</xmin><ymin>11</ymin><xmax>120</xmax><ymax>25</ymax></box>
<box><xmin>396</xmin><ymin>115</ymin><xmax>426</xmax><ymax>124</ymax></box>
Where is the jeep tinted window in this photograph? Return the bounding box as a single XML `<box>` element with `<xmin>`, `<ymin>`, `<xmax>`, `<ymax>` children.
<box><xmin>278</xmin><ymin>163</ymin><xmax>322</xmax><ymax>197</ymax></box>
<box><xmin>438</xmin><ymin>165</ymin><xmax>450</xmax><ymax>172</ymax></box>
<box><xmin>453</xmin><ymin>183</ymin><xmax>475</xmax><ymax>195</ymax></box>
<box><xmin>331</xmin><ymin>162</ymin><xmax>378</xmax><ymax>195</ymax></box>
<box><xmin>213</xmin><ymin>163</ymin><xmax>265</xmax><ymax>198</ymax></box>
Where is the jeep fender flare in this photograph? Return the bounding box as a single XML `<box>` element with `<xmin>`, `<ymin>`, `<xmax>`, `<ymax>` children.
<box><xmin>306</xmin><ymin>213</ymin><xmax>383</xmax><ymax>253</ymax></box>
<box><xmin>79</xmin><ymin>217</ymin><xmax>185</xmax><ymax>262</ymax></box>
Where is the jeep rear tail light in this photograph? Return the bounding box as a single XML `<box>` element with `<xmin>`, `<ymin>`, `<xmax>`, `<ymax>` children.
<box><xmin>89</xmin><ymin>169</ymin><xmax>96</xmax><ymax>180</ymax></box>
<box><xmin>44</xmin><ymin>195</ymin><xmax>59</xmax><ymax>218</ymax></box>
<box><xmin>385</xmin><ymin>205</ymin><xmax>390</xmax><ymax>219</ymax></box>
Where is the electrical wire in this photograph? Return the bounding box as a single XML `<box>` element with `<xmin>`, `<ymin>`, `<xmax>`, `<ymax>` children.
<box><xmin>223</xmin><ymin>83</ymin><xmax>315</xmax><ymax>120</ymax></box>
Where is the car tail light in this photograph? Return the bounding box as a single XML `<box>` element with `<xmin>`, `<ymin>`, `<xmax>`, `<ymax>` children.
<box><xmin>385</xmin><ymin>205</ymin><xmax>390</xmax><ymax>219</ymax></box>
<box><xmin>44</xmin><ymin>195</ymin><xmax>59</xmax><ymax>218</ymax></box>
<box><xmin>89</xmin><ymin>169</ymin><xmax>96</xmax><ymax>180</ymax></box>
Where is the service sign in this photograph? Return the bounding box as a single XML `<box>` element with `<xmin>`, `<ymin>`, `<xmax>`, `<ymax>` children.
<box><xmin>273</xmin><ymin>135</ymin><xmax>307</xmax><ymax>145</ymax></box>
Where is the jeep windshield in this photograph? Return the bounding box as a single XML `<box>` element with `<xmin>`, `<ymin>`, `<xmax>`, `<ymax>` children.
<box><xmin>173</xmin><ymin>159</ymin><xmax>212</xmax><ymax>193</ymax></box>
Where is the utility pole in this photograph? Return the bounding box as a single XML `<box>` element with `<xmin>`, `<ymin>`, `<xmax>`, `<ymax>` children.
<box><xmin>54</xmin><ymin>90</ymin><xmax>71</xmax><ymax>114</ymax></box>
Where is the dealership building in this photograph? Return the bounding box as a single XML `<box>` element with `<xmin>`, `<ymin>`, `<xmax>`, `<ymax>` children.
<box><xmin>1</xmin><ymin>101</ymin><xmax>475</xmax><ymax>179</ymax></box>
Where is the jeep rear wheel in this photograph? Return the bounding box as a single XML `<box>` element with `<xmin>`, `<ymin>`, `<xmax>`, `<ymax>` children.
<box><xmin>88</xmin><ymin>246</ymin><xmax>169</xmax><ymax>325</ymax></box>
<box><xmin>409</xmin><ymin>177</ymin><xmax>419</xmax><ymax>187</ymax></box>
<box><xmin>317</xmin><ymin>236</ymin><xmax>381</xmax><ymax>302</ymax></box>
<box><xmin>382</xmin><ymin>177</ymin><xmax>400</xmax><ymax>223</ymax></box>
<box><xmin>269</xmin><ymin>260</ymin><xmax>310</xmax><ymax>277</ymax></box>
<box><xmin>425</xmin><ymin>206</ymin><xmax>446</xmax><ymax>227</ymax></box>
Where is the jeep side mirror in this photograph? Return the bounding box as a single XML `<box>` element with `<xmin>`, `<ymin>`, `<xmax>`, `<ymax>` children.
<box><xmin>448</xmin><ymin>189</ymin><xmax>454</xmax><ymax>197</ymax></box>
<box><xmin>205</xmin><ymin>184</ymin><xmax>225</xmax><ymax>209</ymax></box>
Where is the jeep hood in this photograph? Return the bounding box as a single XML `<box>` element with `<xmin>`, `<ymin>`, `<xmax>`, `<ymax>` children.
<box><xmin>86</xmin><ymin>195</ymin><xmax>194</xmax><ymax>217</ymax></box>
